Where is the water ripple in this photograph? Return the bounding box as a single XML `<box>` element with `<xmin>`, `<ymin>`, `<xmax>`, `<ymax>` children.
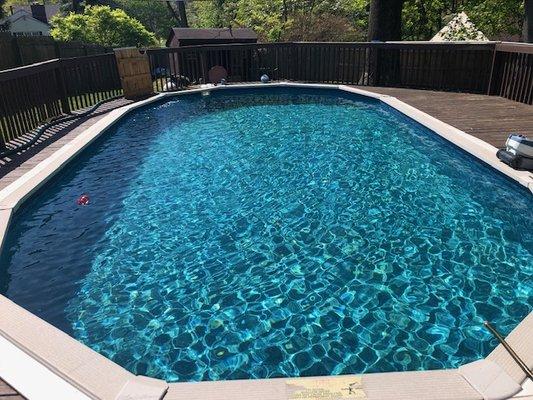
<box><xmin>0</xmin><ymin>87</ymin><xmax>531</xmax><ymax>382</ymax></box>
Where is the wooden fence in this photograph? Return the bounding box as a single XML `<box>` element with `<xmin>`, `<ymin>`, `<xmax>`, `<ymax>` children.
<box><xmin>0</xmin><ymin>33</ymin><xmax>112</xmax><ymax>70</ymax></box>
<box><xmin>0</xmin><ymin>54</ymin><xmax>121</xmax><ymax>147</ymax></box>
<box><xmin>147</xmin><ymin>41</ymin><xmax>532</xmax><ymax>104</ymax></box>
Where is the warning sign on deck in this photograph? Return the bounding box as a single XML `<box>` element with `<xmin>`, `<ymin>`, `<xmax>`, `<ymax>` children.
<box><xmin>286</xmin><ymin>376</ymin><xmax>366</xmax><ymax>399</ymax></box>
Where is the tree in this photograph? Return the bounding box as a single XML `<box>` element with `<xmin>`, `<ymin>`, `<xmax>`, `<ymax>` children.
<box><xmin>166</xmin><ymin>1</ymin><xmax>188</xmax><ymax>27</ymax></box>
<box><xmin>0</xmin><ymin>0</ymin><xmax>8</xmax><ymax>32</ymax></box>
<box><xmin>402</xmin><ymin>0</ymin><xmax>443</xmax><ymax>40</ymax></box>
<box><xmin>72</xmin><ymin>0</ymin><xmax>81</xmax><ymax>12</ymax></box>
<box><xmin>59</xmin><ymin>0</ymin><xmax>116</xmax><ymax>13</ymax></box>
<box><xmin>0</xmin><ymin>0</ymin><xmax>6</xmax><ymax>19</ymax></box>
<box><xmin>189</xmin><ymin>0</ymin><xmax>244</xmax><ymax>30</ymax></box>
<box><xmin>171</xmin><ymin>0</ymin><xmax>528</xmax><ymax>42</ymax></box>
<box><xmin>187</xmin><ymin>0</ymin><xmax>368</xmax><ymax>42</ymax></box>
<box><xmin>524</xmin><ymin>0</ymin><xmax>532</xmax><ymax>42</ymax></box>
<box><xmin>461</xmin><ymin>0</ymin><xmax>523</xmax><ymax>39</ymax></box>
<box><xmin>115</xmin><ymin>0</ymin><xmax>175</xmax><ymax>41</ymax></box>
<box><xmin>50</xmin><ymin>5</ymin><xmax>156</xmax><ymax>47</ymax></box>
<box><xmin>283</xmin><ymin>13</ymin><xmax>365</xmax><ymax>41</ymax></box>
<box><xmin>58</xmin><ymin>0</ymin><xmax>175</xmax><ymax>42</ymax></box>
<box><xmin>402</xmin><ymin>0</ymin><xmax>523</xmax><ymax>41</ymax></box>
<box><xmin>368</xmin><ymin>0</ymin><xmax>404</xmax><ymax>41</ymax></box>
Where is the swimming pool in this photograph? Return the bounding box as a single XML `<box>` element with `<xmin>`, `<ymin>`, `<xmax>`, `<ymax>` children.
<box><xmin>0</xmin><ymin>86</ymin><xmax>531</xmax><ymax>382</ymax></box>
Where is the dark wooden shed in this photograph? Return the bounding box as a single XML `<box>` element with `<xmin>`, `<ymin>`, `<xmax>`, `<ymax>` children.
<box><xmin>166</xmin><ymin>28</ymin><xmax>258</xmax><ymax>48</ymax></box>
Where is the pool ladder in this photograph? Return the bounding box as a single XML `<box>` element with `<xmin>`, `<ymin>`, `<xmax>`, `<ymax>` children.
<box><xmin>484</xmin><ymin>321</ymin><xmax>533</xmax><ymax>380</ymax></box>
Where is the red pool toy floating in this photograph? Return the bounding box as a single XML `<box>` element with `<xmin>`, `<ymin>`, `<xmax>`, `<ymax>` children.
<box><xmin>77</xmin><ymin>194</ymin><xmax>90</xmax><ymax>206</ymax></box>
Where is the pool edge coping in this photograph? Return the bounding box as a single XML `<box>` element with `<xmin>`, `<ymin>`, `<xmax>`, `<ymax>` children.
<box><xmin>0</xmin><ymin>82</ymin><xmax>531</xmax><ymax>400</ymax></box>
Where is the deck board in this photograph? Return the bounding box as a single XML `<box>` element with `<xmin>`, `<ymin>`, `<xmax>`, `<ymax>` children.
<box><xmin>360</xmin><ymin>87</ymin><xmax>533</xmax><ymax>148</ymax></box>
<box><xmin>0</xmin><ymin>379</ymin><xmax>24</xmax><ymax>399</ymax></box>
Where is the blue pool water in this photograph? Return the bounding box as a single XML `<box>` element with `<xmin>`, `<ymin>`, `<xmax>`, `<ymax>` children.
<box><xmin>0</xmin><ymin>87</ymin><xmax>531</xmax><ymax>382</ymax></box>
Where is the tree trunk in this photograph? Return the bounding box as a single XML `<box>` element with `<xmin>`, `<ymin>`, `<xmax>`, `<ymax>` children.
<box><xmin>214</xmin><ymin>0</ymin><xmax>225</xmax><ymax>27</ymax></box>
<box><xmin>166</xmin><ymin>1</ymin><xmax>188</xmax><ymax>28</ymax></box>
<box><xmin>176</xmin><ymin>1</ymin><xmax>188</xmax><ymax>28</ymax></box>
<box><xmin>368</xmin><ymin>0</ymin><xmax>404</xmax><ymax>41</ymax></box>
<box><xmin>72</xmin><ymin>0</ymin><xmax>82</xmax><ymax>13</ymax></box>
<box><xmin>524</xmin><ymin>0</ymin><xmax>533</xmax><ymax>43</ymax></box>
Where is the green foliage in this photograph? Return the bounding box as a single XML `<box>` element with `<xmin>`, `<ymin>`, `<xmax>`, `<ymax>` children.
<box><xmin>402</xmin><ymin>0</ymin><xmax>523</xmax><ymax>40</ymax></box>
<box><xmin>402</xmin><ymin>0</ymin><xmax>445</xmax><ymax>40</ymax></box>
<box><xmin>188</xmin><ymin>0</ymin><xmax>368</xmax><ymax>42</ymax></box>
<box><xmin>3</xmin><ymin>0</ymin><xmax>60</xmax><ymax>12</ymax></box>
<box><xmin>115</xmin><ymin>0</ymin><xmax>174</xmax><ymax>41</ymax></box>
<box><xmin>0</xmin><ymin>0</ymin><xmax>6</xmax><ymax>20</ymax></box>
<box><xmin>233</xmin><ymin>0</ymin><xmax>289</xmax><ymax>41</ymax></box>
<box><xmin>464</xmin><ymin>0</ymin><xmax>523</xmax><ymax>38</ymax></box>
<box><xmin>188</xmin><ymin>0</ymin><xmax>523</xmax><ymax>42</ymax></box>
<box><xmin>43</xmin><ymin>0</ymin><xmax>525</xmax><ymax>44</ymax></box>
<box><xmin>58</xmin><ymin>0</ymin><xmax>114</xmax><ymax>13</ymax></box>
<box><xmin>51</xmin><ymin>5</ymin><xmax>156</xmax><ymax>47</ymax></box>
<box><xmin>0</xmin><ymin>0</ymin><xmax>8</xmax><ymax>32</ymax></box>
<box><xmin>57</xmin><ymin>1</ymin><xmax>180</xmax><ymax>42</ymax></box>
<box><xmin>283</xmin><ymin>13</ymin><xmax>366</xmax><ymax>41</ymax></box>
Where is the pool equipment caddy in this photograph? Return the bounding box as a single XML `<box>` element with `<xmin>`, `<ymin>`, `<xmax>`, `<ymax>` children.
<box><xmin>496</xmin><ymin>134</ymin><xmax>533</xmax><ymax>170</ymax></box>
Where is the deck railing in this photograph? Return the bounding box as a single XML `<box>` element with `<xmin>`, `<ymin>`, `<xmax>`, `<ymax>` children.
<box><xmin>0</xmin><ymin>53</ymin><xmax>122</xmax><ymax>148</ymax></box>
<box><xmin>147</xmin><ymin>41</ymin><xmax>532</xmax><ymax>104</ymax></box>
<box><xmin>1</xmin><ymin>42</ymin><xmax>531</xmax><ymax>151</ymax></box>
<box><xmin>488</xmin><ymin>43</ymin><xmax>533</xmax><ymax>105</ymax></box>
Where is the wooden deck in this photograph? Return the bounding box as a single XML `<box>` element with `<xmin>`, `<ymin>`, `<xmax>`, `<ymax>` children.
<box><xmin>0</xmin><ymin>98</ymin><xmax>133</xmax><ymax>190</ymax></box>
<box><xmin>363</xmin><ymin>87</ymin><xmax>533</xmax><ymax>148</ymax></box>
<box><xmin>0</xmin><ymin>379</ymin><xmax>24</xmax><ymax>400</ymax></box>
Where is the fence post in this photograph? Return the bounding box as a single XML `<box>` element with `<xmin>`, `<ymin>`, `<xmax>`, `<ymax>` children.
<box><xmin>54</xmin><ymin>41</ymin><xmax>61</xmax><ymax>58</ymax></box>
<box><xmin>55</xmin><ymin>60</ymin><xmax>71</xmax><ymax>114</ymax></box>
<box><xmin>11</xmin><ymin>37</ymin><xmax>23</xmax><ymax>67</ymax></box>
<box><xmin>290</xmin><ymin>43</ymin><xmax>297</xmax><ymax>81</ymax></box>
<box><xmin>368</xmin><ymin>45</ymin><xmax>380</xmax><ymax>86</ymax></box>
<box><xmin>199</xmin><ymin>50</ymin><xmax>208</xmax><ymax>83</ymax></box>
<box><xmin>486</xmin><ymin>43</ymin><xmax>498</xmax><ymax>95</ymax></box>
<box><xmin>0</xmin><ymin>112</ymin><xmax>6</xmax><ymax>149</ymax></box>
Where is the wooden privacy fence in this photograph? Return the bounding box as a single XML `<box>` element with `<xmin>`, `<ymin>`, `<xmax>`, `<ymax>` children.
<box><xmin>0</xmin><ymin>33</ymin><xmax>112</xmax><ymax>70</ymax></box>
<box><xmin>147</xmin><ymin>41</ymin><xmax>532</xmax><ymax>104</ymax></box>
<box><xmin>0</xmin><ymin>53</ymin><xmax>122</xmax><ymax>147</ymax></box>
